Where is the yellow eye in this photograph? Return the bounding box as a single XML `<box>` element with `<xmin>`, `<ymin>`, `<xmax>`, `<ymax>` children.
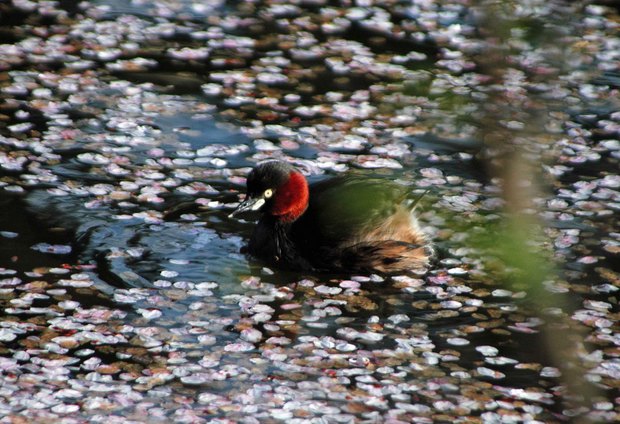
<box><xmin>264</xmin><ymin>189</ymin><xmax>273</xmax><ymax>198</ymax></box>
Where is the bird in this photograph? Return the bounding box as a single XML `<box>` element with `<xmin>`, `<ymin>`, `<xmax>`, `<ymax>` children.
<box><xmin>229</xmin><ymin>161</ymin><xmax>432</xmax><ymax>273</ymax></box>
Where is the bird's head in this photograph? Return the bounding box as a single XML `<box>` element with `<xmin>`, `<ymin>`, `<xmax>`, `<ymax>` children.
<box><xmin>230</xmin><ymin>161</ymin><xmax>309</xmax><ymax>222</ymax></box>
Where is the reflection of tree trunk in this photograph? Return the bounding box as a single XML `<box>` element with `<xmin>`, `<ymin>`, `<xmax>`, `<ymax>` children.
<box><xmin>470</xmin><ymin>0</ymin><xmax>600</xmax><ymax>420</ymax></box>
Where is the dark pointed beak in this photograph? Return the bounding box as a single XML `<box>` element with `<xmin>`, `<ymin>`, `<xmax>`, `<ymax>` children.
<box><xmin>228</xmin><ymin>196</ymin><xmax>266</xmax><ymax>218</ymax></box>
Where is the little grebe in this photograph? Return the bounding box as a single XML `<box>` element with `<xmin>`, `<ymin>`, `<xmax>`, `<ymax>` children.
<box><xmin>230</xmin><ymin>161</ymin><xmax>432</xmax><ymax>273</ymax></box>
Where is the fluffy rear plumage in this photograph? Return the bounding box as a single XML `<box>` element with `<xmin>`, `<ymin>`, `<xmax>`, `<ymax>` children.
<box><xmin>339</xmin><ymin>240</ymin><xmax>431</xmax><ymax>274</ymax></box>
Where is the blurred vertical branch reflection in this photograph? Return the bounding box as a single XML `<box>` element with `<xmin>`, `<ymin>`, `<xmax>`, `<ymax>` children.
<box><xmin>469</xmin><ymin>0</ymin><xmax>601</xmax><ymax>420</ymax></box>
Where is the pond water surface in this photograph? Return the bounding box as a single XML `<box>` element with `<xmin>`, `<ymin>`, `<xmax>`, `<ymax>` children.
<box><xmin>0</xmin><ymin>0</ymin><xmax>619</xmax><ymax>422</ymax></box>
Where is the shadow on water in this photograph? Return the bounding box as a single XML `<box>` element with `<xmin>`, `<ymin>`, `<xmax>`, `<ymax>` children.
<box><xmin>0</xmin><ymin>193</ymin><xmax>121</xmax><ymax>310</ymax></box>
<box><xmin>0</xmin><ymin>194</ymin><xmax>75</xmax><ymax>272</ymax></box>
